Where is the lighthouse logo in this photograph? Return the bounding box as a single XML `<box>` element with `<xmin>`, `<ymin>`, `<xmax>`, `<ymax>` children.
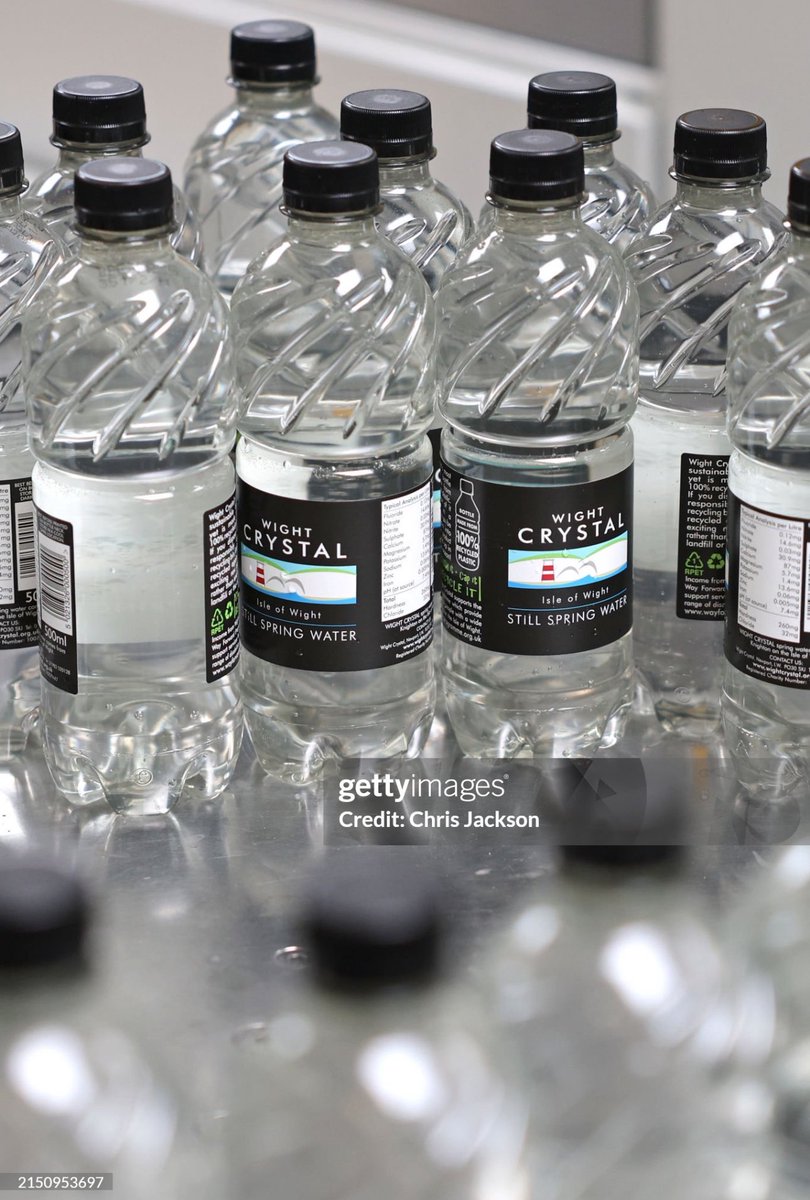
<box><xmin>507</xmin><ymin>533</ymin><xmax>628</xmax><ymax>589</ymax></box>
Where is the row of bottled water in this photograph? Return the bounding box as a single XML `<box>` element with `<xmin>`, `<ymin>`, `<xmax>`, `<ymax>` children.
<box><xmin>4</xmin><ymin>827</ymin><xmax>810</xmax><ymax>1199</ymax></box>
<box><xmin>0</xmin><ymin>18</ymin><xmax>806</xmax><ymax>814</ymax></box>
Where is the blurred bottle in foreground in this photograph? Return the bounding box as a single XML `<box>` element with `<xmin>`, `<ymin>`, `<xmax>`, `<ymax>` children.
<box><xmin>184</xmin><ymin>20</ymin><xmax>339</xmax><ymax>299</ymax></box>
<box><xmin>228</xmin><ymin>850</ymin><xmax>529</xmax><ymax>1200</ymax></box>
<box><xmin>28</xmin><ymin>74</ymin><xmax>202</xmax><ymax>265</ymax></box>
<box><xmin>0</xmin><ymin>124</ymin><xmax>62</xmax><ymax>755</ymax></box>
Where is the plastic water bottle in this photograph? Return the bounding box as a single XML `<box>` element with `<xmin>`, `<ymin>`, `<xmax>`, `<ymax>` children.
<box><xmin>228</xmin><ymin>851</ymin><xmax>529</xmax><ymax>1200</ymax></box>
<box><xmin>487</xmin><ymin>814</ymin><xmax>775</xmax><ymax>1200</ymax></box>
<box><xmin>231</xmin><ymin>142</ymin><xmax>435</xmax><ymax>781</ymax></box>
<box><xmin>723</xmin><ymin>160</ymin><xmax>810</xmax><ymax>798</ymax></box>
<box><xmin>22</xmin><ymin>158</ymin><xmax>241</xmax><ymax>815</ymax></box>
<box><xmin>478</xmin><ymin>72</ymin><xmax>655</xmax><ymax>252</ymax></box>
<box><xmin>437</xmin><ymin>130</ymin><xmax>638</xmax><ymax>759</ymax></box>
<box><xmin>0</xmin><ymin>125</ymin><xmax>62</xmax><ymax>754</ymax></box>
<box><xmin>626</xmin><ymin>109</ymin><xmax>784</xmax><ymax>736</ymax></box>
<box><xmin>184</xmin><ymin>21</ymin><xmax>339</xmax><ymax>299</ymax></box>
<box><xmin>0</xmin><ymin>858</ymin><xmax>212</xmax><ymax>1198</ymax></box>
<box><xmin>28</xmin><ymin>75</ymin><xmax>203</xmax><ymax>266</ymax></box>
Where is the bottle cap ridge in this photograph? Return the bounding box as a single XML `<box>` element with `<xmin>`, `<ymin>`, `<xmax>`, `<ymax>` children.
<box><xmin>528</xmin><ymin>71</ymin><xmax>617</xmax><ymax>139</ymax></box>
<box><xmin>489</xmin><ymin>129</ymin><xmax>584</xmax><ymax>204</ymax></box>
<box><xmin>673</xmin><ymin>108</ymin><xmax>767</xmax><ymax>181</ymax></box>
<box><xmin>230</xmin><ymin>20</ymin><xmax>316</xmax><ymax>85</ymax></box>
<box><xmin>340</xmin><ymin>89</ymin><xmax>433</xmax><ymax>159</ymax></box>
<box><xmin>0</xmin><ymin>123</ymin><xmax>25</xmax><ymax>192</ymax></box>
<box><xmin>283</xmin><ymin>140</ymin><xmax>379</xmax><ymax>215</ymax></box>
<box><xmin>788</xmin><ymin>158</ymin><xmax>810</xmax><ymax>228</ymax></box>
<box><xmin>74</xmin><ymin>157</ymin><xmax>174</xmax><ymax>233</ymax></box>
<box><xmin>52</xmin><ymin>75</ymin><xmax>147</xmax><ymax>146</ymax></box>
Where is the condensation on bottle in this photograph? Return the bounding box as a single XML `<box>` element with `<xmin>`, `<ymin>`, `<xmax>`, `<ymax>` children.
<box><xmin>22</xmin><ymin>158</ymin><xmax>241</xmax><ymax>815</ymax></box>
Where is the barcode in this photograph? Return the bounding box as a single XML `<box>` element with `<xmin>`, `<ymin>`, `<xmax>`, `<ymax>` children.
<box><xmin>14</xmin><ymin>503</ymin><xmax>35</xmax><ymax>590</ymax></box>
<box><xmin>36</xmin><ymin>534</ymin><xmax>72</xmax><ymax>637</ymax></box>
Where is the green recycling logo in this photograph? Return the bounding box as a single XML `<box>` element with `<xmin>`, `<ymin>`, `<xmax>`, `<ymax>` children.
<box><xmin>684</xmin><ymin>551</ymin><xmax>704</xmax><ymax>576</ymax></box>
<box><xmin>707</xmin><ymin>552</ymin><xmax>725</xmax><ymax>570</ymax></box>
<box><xmin>210</xmin><ymin>607</ymin><xmax>224</xmax><ymax>635</ymax></box>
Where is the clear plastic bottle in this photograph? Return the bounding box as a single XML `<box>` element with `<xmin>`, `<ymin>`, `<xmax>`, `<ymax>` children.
<box><xmin>0</xmin><ymin>125</ymin><xmax>62</xmax><ymax>755</ymax></box>
<box><xmin>228</xmin><ymin>850</ymin><xmax>529</xmax><ymax>1200</ymax></box>
<box><xmin>626</xmin><ymin>109</ymin><xmax>784</xmax><ymax>736</ymax></box>
<box><xmin>437</xmin><ymin>130</ymin><xmax>638</xmax><ymax>759</ymax></box>
<box><xmin>478</xmin><ymin>72</ymin><xmax>655</xmax><ymax>252</ymax></box>
<box><xmin>183</xmin><ymin>21</ymin><xmax>339</xmax><ymax>300</ymax></box>
<box><xmin>341</xmin><ymin>89</ymin><xmax>473</xmax><ymax>613</ymax></box>
<box><xmin>487</xmin><ymin>814</ymin><xmax>775</xmax><ymax>1200</ymax></box>
<box><xmin>28</xmin><ymin>75</ymin><xmax>203</xmax><ymax>266</ymax></box>
<box><xmin>22</xmin><ymin>158</ymin><xmax>241</xmax><ymax>815</ymax></box>
<box><xmin>723</xmin><ymin>160</ymin><xmax>810</xmax><ymax>799</ymax></box>
<box><xmin>0</xmin><ymin>858</ymin><xmax>213</xmax><ymax>1198</ymax></box>
<box><xmin>232</xmin><ymin>142</ymin><xmax>435</xmax><ymax>781</ymax></box>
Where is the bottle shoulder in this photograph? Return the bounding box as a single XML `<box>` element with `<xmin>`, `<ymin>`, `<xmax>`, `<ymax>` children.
<box><xmin>185</xmin><ymin>103</ymin><xmax>339</xmax><ymax>175</ymax></box>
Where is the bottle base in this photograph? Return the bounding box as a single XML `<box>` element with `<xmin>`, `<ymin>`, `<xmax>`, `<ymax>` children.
<box><xmin>40</xmin><ymin>708</ymin><xmax>243</xmax><ymax>816</ymax></box>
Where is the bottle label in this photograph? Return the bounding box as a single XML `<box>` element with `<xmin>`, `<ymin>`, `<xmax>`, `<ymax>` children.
<box><xmin>428</xmin><ymin>426</ymin><xmax>442</xmax><ymax>593</ymax></box>
<box><xmin>726</xmin><ymin>491</ymin><xmax>810</xmax><ymax>689</ymax></box>
<box><xmin>35</xmin><ymin>506</ymin><xmax>78</xmax><ymax>694</ymax></box>
<box><xmin>676</xmin><ymin>453</ymin><xmax>730</xmax><ymax>620</ymax></box>
<box><xmin>237</xmin><ymin>476</ymin><xmax>433</xmax><ymax>672</ymax></box>
<box><xmin>440</xmin><ymin>463</ymin><xmax>633</xmax><ymax>655</ymax></box>
<box><xmin>203</xmin><ymin>492</ymin><xmax>240</xmax><ymax>683</ymax></box>
<box><xmin>0</xmin><ymin>477</ymin><xmax>38</xmax><ymax>651</ymax></box>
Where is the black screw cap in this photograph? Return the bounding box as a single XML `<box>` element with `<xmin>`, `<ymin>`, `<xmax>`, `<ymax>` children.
<box><xmin>341</xmin><ymin>89</ymin><xmax>432</xmax><ymax>159</ymax></box>
<box><xmin>52</xmin><ymin>75</ymin><xmax>148</xmax><ymax>147</ymax></box>
<box><xmin>489</xmin><ymin>129</ymin><xmax>584</xmax><ymax>203</ymax></box>
<box><xmin>283</xmin><ymin>140</ymin><xmax>378</xmax><ymax>215</ymax></box>
<box><xmin>230</xmin><ymin>20</ymin><xmax>316</xmax><ymax>85</ymax></box>
<box><xmin>673</xmin><ymin>108</ymin><xmax>767</xmax><ymax>181</ymax></box>
<box><xmin>528</xmin><ymin>71</ymin><xmax>617</xmax><ymax>139</ymax></box>
<box><xmin>299</xmin><ymin>851</ymin><xmax>442</xmax><ymax>989</ymax></box>
<box><xmin>788</xmin><ymin>158</ymin><xmax>810</xmax><ymax>228</ymax></box>
<box><xmin>0</xmin><ymin>123</ymin><xmax>25</xmax><ymax>192</ymax></box>
<box><xmin>0</xmin><ymin>862</ymin><xmax>88</xmax><ymax>969</ymax></box>
<box><xmin>74</xmin><ymin>157</ymin><xmax>174</xmax><ymax>234</ymax></box>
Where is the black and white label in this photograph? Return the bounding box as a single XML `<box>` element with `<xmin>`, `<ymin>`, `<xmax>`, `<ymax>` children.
<box><xmin>204</xmin><ymin>492</ymin><xmax>240</xmax><ymax>683</ymax></box>
<box><xmin>440</xmin><ymin>463</ymin><xmax>633</xmax><ymax>655</ymax></box>
<box><xmin>428</xmin><ymin>426</ymin><xmax>442</xmax><ymax>593</ymax></box>
<box><xmin>35</xmin><ymin>507</ymin><xmax>77</xmax><ymax>694</ymax></box>
<box><xmin>238</xmin><ymin>477</ymin><xmax>433</xmax><ymax>672</ymax></box>
<box><xmin>0</xmin><ymin>477</ymin><xmax>38</xmax><ymax>650</ymax></box>
<box><xmin>726</xmin><ymin>492</ymin><xmax>810</xmax><ymax>689</ymax></box>
<box><xmin>676</xmin><ymin>453</ymin><xmax>730</xmax><ymax>620</ymax></box>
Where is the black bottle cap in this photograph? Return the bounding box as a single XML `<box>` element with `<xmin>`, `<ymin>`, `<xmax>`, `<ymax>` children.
<box><xmin>489</xmin><ymin>129</ymin><xmax>584</xmax><ymax>203</ymax></box>
<box><xmin>283</xmin><ymin>140</ymin><xmax>378</xmax><ymax>215</ymax></box>
<box><xmin>74</xmin><ymin>158</ymin><xmax>174</xmax><ymax>234</ymax></box>
<box><xmin>0</xmin><ymin>123</ymin><xmax>25</xmax><ymax>192</ymax></box>
<box><xmin>788</xmin><ymin>158</ymin><xmax>810</xmax><ymax>228</ymax></box>
<box><xmin>673</xmin><ymin>108</ymin><xmax>767</xmax><ymax>181</ymax></box>
<box><xmin>230</xmin><ymin>20</ymin><xmax>316</xmax><ymax>85</ymax></box>
<box><xmin>52</xmin><ymin>75</ymin><xmax>148</xmax><ymax>147</ymax></box>
<box><xmin>340</xmin><ymin>89</ymin><xmax>432</xmax><ymax>159</ymax></box>
<box><xmin>528</xmin><ymin>71</ymin><xmax>618</xmax><ymax>139</ymax></box>
<box><xmin>0</xmin><ymin>861</ymin><xmax>88</xmax><ymax>969</ymax></box>
<box><xmin>299</xmin><ymin>851</ymin><xmax>442</xmax><ymax>988</ymax></box>
<box><xmin>552</xmin><ymin>758</ymin><xmax>687</xmax><ymax>870</ymax></box>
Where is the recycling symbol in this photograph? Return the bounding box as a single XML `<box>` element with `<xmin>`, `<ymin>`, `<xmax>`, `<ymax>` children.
<box><xmin>707</xmin><ymin>552</ymin><xmax>725</xmax><ymax>570</ymax></box>
<box><xmin>210</xmin><ymin>607</ymin><xmax>224</xmax><ymax>635</ymax></box>
<box><xmin>224</xmin><ymin>599</ymin><xmax>234</xmax><ymax>620</ymax></box>
<box><xmin>684</xmin><ymin>551</ymin><xmax>704</xmax><ymax>576</ymax></box>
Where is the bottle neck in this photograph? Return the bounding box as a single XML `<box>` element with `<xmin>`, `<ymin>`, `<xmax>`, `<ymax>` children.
<box><xmin>491</xmin><ymin>200</ymin><xmax>583</xmax><ymax>235</ymax></box>
<box><xmin>378</xmin><ymin>156</ymin><xmax>434</xmax><ymax>189</ymax></box>
<box><xmin>55</xmin><ymin>141</ymin><xmax>146</xmax><ymax>169</ymax></box>
<box><xmin>76</xmin><ymin>227</ymin><xmax>175</xmax><ymax>260</ymax></box>
<box><xmin>583</xmin><ymin>139</ymin><xmax>617</xmax><ymax>169</ymax></box>
<box><xmin>0</xmin><ymin>190</ymin><xmax>23</xmax><ymax>220</ymax></box>
<box><xmin>285</xmin><ymin>211</ymin><xmax>379</xmax><ymax>246</ymax></box>
<box><xmin>786</xmin><ymin>225</ymin><xmax>810</xmax><ymax>255</ymax></box>
<box><xmin>235</xmin><ymin>82</ymin><xmax>316</xmax><ymax>116</ymax></box>
<box><xmin>674</xmin><ymin>176</ymin><xmax>764</xmax><ymax>210</ymax></box>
